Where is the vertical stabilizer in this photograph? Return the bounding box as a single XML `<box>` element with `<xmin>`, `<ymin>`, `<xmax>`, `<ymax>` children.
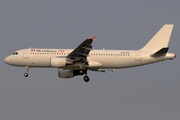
<box><xmin>140</xmin><ymin>24</ymin><xmax>174</xmax><ymax>51</ymax></box>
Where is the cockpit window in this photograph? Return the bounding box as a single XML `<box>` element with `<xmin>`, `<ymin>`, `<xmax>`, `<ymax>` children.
<box><xmin>13</xmin><ymin>52</ymin><xmax>18</xmax><ymax>55</ymax></box>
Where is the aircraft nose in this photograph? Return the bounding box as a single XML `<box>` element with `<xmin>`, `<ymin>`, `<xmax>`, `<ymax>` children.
<box><xmin>4</xmin><ymin>56</ymin><xmax>11</xmax><ymax>64</ymax></box>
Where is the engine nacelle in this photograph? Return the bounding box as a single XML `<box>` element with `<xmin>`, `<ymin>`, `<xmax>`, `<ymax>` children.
<box><xmin>50</xmin><ymin>58</ymin><xmax>66</xmax><ymax>68</ymax></box>
<box><xmin>58</xmin><ymin>69</ymin><xmax>84</xmax><ymax>78</ymax></box>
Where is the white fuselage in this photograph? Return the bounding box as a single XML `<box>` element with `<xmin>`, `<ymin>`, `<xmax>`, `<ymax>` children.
<box><xmin>4</xmin><ymin>48</ymin><xmax>175</xmax><ymax>69</ymax></box>
<box><xmin>4</xmin><ymin>25</ymin><xmax>176</xmax><ymax>81</ymax></box>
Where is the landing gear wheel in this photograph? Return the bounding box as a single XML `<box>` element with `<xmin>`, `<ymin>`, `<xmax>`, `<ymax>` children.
<box><xmin>79</xmin><ymin>69</ymin><xmax>84</xmax><ymax>74</ymax></box>
<box><xmin>83</xmin><ymin>76</ymin><xmax>89</xmax><ymax>82</ymax></box>
<box><xmin>24</xmin><ymin>73</ymin><xmax>28</xmax><ymax>77</ymax></box>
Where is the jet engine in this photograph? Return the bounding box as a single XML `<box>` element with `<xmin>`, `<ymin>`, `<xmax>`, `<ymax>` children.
<box><xmin>58</xmin><ymin>69</ymin><xmax>84</xmax><ymax>78</ymax></box>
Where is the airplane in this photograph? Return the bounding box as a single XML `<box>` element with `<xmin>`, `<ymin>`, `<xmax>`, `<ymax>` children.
<box><xmin>4</xmin><ymin>24</ymin><xmax>176</xmax><ymax>82</ymax></box>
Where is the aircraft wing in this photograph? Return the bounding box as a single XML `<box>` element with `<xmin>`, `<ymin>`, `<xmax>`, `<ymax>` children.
<box><xmin>67</xmin><ymin>36</ymin><xmax>96</xmax><ymax>62</ymax></box>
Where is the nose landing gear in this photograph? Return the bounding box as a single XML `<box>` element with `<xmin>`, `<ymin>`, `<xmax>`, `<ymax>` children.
<box><xmin>24</xmin><ymin>73</ymin><xmax>28</xmax><ymax>77</ymax></box>
<box><xmin>24</xmin><ymin>66</ymin><xmax>29</xmax><ymax>77</ymax></box>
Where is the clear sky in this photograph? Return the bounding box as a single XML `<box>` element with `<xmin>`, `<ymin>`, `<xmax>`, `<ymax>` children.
<box><xmin>0</xmin><ymin>0</ymin><xmax>180</xmax><ymax>120</ymax></box>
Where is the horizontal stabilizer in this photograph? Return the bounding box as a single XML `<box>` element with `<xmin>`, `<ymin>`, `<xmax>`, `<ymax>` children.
<box><xmin>151</xmin><ymin>47</ymin><xmax>169</xmax><ymax>57</ymax></box>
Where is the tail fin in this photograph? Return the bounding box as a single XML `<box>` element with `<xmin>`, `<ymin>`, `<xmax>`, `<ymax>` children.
<box><xmin>140</xmin><ymin>24</ymin><xmax>174</xmax><ymax>51</ymax></box>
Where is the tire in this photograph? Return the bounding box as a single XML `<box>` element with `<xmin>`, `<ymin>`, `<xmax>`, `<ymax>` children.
<box><xmin>24</xmin><ymin>73</ymin><xmax>28</xmax><ymax>77</ymax></box>
<box><xmin>83</xmin><ymin>76</ymin><xmax>89</xmax><ymax>82</ymax></box>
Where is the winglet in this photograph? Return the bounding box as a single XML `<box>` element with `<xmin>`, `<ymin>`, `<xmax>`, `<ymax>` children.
<box><xmin>91</xmin><ymin>36</ymin><xmax>96</xmax><ymax>40</ymax></box>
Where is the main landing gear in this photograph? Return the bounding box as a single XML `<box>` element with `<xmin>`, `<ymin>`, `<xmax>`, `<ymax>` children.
<box><xmin>83</xmin><ymin>70</ymin><xmax>90</xmax><ymax>82</ymax></box>
<box><xmin>83</xmin><ymin>76</ymin><xmax>89</xmax><ymax>82</ymax></box>
<box><xmin>24</xmin><ymin>66</ymin><xmax>29</xmax><ymax>77</ymax></box>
